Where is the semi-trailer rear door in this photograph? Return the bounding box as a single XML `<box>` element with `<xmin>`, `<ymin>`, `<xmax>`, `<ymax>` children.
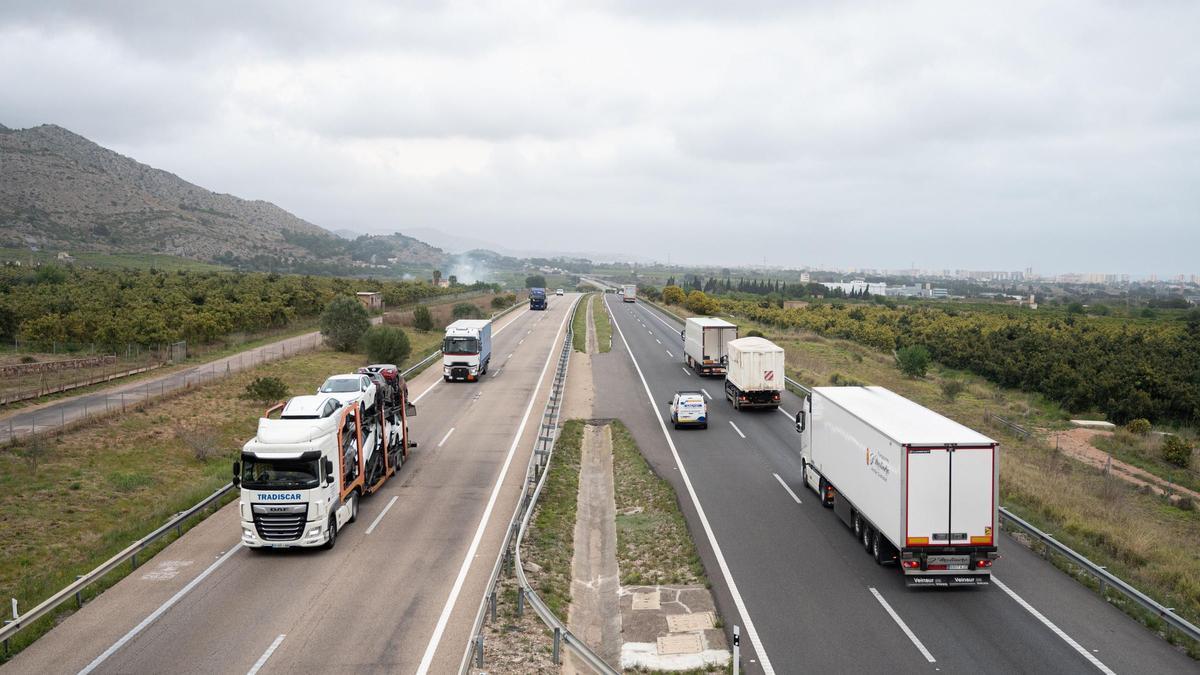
<box><xmin>905</xmin><ymin>448</ymin><xmax>949</xmax><ymax>547</ymax></box>
<box><xmin>906</xmin><ymin>445</ymin><xmax>996</xmax><ymax>547</ymax></box>
<box><xmin>949</xmin><ymin>446</ymin><xmax>995</xmax><ymax>546</ymax></box>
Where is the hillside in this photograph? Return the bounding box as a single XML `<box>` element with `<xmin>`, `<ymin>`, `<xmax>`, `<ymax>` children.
<box><xmin>0</xmin><ymin>123</ymin><xmax>446</xmax><ymax>270</ymax></box>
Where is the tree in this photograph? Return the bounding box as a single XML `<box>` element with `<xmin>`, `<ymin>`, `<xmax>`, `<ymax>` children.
<box><xmin>241</xmin><ymin>376</ymin><xmax>290</xmax><ymax>406</ymax></box>
<box><xmin>320</xmin><ymin>296</ymin><xmax>371</xmax><ymax>351</ymax></box>
<box><xmin>432</xmin><ymin>269</ymin><xmax>442</xmax><ymax>285</ymax></box>
<box><xmin>362</xmin><ymin>326</ymin><xmax>412</xmax><ymax>365</ymax></box>
<box><xmin>413</xmin><ymin>305</ymin><xmax>434</xmax><ymax>331</ymax></box>
<box><xmin>896</xmin><ymin>345</ymin><xmax>931</xmax><ymax>378</ymax></box>
<box><xmin>662</xmin><ymin>285</ymin><xmax>686</xmax><ymax>305</ymax></box>
<box><xmin>1126</xmin><ymin>418</ymin><xmax>1151</xmax><ymax>435</ymax></box>
<box><xmin>453</xmin><ymin>302</ymin><xmax>483</xmax><ymax>319</ymax></box>
<box><xmin>448</xmin><ymin>275</ymin><xmax>458</xmax><ymax>286</ymax></box>
<box><xmin>1162</xmin><ymin>435</ymin><xmax>1193</xmax><ymax>468</ymax></box>
<box><xmin>525</xmin><ymin>275</ymin><xmax>546</xmax><ymax>288</ymax></box>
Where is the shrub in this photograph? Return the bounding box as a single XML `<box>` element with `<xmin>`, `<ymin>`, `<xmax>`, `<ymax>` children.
<box><xmin>320</xmin><ymin>296</ymin><xmax>371</xmax><ymax>351</ymax></box>
<box><xmin>176</xmin><ymin>428</ymin><xmax>221</xmax><ymax>462</ymax></box>
<box><xmin>412</xmin><ymin>305</ymin><xmax>434</xmax><ymax>331</ymax></box>
<box><xmin>18</xmin><ymin>437</ymin><xmax>49</xmax><ymax>473</ymax></box>
<box><xmin>20</xmin><ymin>355</ymin><xmax>37</xmax><ymax>364</ymax></box>
<box><xmin>241</xmin><ymin>376</ymin><xmax>290</xmax><ymax>406</ymax></box>
<box><xmin>452</xmin><ymin>303</ymin><xmax>483</xmax><ymax>320</ymax></box>
<box><xmin>895</xmin><ymin>344</ymin><xmax>931</xmax><ymax>378</ymax></box>
<box><xmin>362</xmin><ymin>326</ymin><xmax>412</xmax><ymax>365</ymax></box>
<box><xmin>830</xmin><ymin>372</ymin><xmax>865</xmax><ymax>386</ymax></box>
<box><xmin>1161</xmin><ymin>435</ymin><xmax>1193</xmax><ymax>468</ymax></box>
<box><xmin>662</xmin><ymin>285</ymin><xmax>686</xmax><ymax>305</ymax></box>
<box><xmin>940</xmin><ymin>379</ymin><xmax>966</xmax><ymax>401</ymax></box>
<box><xmin>745</xmin><ymin>329</ymin><xmax>764</xmax><ymax>338</ymax></box>
<box><xmin>1125</xmin><ymin>418</ymin><xmax>1151</xmax><ymax>435</ymax></box>
<box><xmin>491</xmin><ymin>296</ymin><xmax>509</xmax><ymax>309</ymax></box>
<box><xmin>1177</xmin><ymin>496</ymin><xmax>1195</xmax><ymax>512</ymax></box>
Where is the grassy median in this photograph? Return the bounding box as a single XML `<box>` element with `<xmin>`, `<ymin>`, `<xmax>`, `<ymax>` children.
<box><xmin>591</xmin><ymin>294</ymin><xmax>612</xmax><ymax>353</ymax></box>
<box><xmin>571</xmin><ymin>294</ymin><xmax>589</xmax><ymax>353</ymax></box>
<box><xmin>524</xmin><ymin>419</ymin><xmax>584</xmax><ymax>616</ymax></box>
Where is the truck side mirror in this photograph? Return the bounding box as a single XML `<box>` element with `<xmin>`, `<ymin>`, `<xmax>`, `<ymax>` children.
<box><xmin>795</xmin><ymin>411</ymin><xmax>806</xmax><ymax>433</ymax></box>
<box><xmin>323</xmin><ymin>458</ymin><xmax>334</xmax><ymax>482</ymax></box>
<box><xmin>406</xmin><ymin>402</ymin><xmax>417</xmax><ymax>417</ymax></box>
<box><xmin>231</xmin><ymin>461</ymin><xmax>241</xmax><ymax>487</ymax></box>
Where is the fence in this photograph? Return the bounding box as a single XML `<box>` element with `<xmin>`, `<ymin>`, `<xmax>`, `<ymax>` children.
<box><xmin>460</xmin><ymin>295</ymin><xmax>618</xmax><ymax>674</ymax></box>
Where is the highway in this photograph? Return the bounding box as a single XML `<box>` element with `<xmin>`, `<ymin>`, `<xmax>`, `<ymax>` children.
<box><xmin>592</xmin><ymin>292</ymin><xmax>1197</xmax><ymax>674</ymax></box>
<box><xmin>2</xmin><ymin>294</ymin><xmax>579</xmax><ymax>675</ymax></box>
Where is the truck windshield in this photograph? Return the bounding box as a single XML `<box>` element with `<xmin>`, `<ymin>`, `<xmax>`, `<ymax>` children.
<box><xmin>444</xmin><ymin>337</ymin><xmax>479</xmax><ymax>354</ymax></box>
<box><xmin>241</xmin><ymin>458</ymin><xmax>320</xmax><ymax>489</ymax></box>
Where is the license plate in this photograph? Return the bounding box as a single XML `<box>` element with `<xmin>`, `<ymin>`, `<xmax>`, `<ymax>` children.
<box><xmin>949</xmin><ymin>564</ymin><xmax>968</xmax><ymax>570</ymax></box>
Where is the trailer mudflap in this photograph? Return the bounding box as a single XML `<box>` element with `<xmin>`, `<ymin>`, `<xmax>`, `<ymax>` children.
<box><xmin>905</xmin><ymin>573</ymin><xmax>990</xmax><ymax>588</ymax></box>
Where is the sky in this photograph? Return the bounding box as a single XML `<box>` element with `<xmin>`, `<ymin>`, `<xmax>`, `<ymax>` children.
<box><xmin>1</xmin><ymin>1</ymin><xmax>1198</xmax><ymax>275</ymax></box>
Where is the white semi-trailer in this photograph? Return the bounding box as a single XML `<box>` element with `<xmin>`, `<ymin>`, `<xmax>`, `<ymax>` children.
<box><xmin>683</xmin><ymin>317</ymin><xmax>738</xmax><ymax>376</ymax></box>
<box><xmin>235</xmin><ymin>390</ymin><xmax>412</xmax><ymax>550</ymax></box>
<box><xmin>794</xmin><ymin>386</ymin><xmax>998</xmax><ymax>586</ymax></box>
<box><xmin>724</xmin><ymin>336</ymin><xmax>784</xmax><ymax>409</ymax></box>
<box><xmin>442</xmin><ymin>319</ymin><xmax>493</xmax><ymax>382</ymax></box>
<box><xmin>622</xmin><ymin>284</ymin><xmax>637</xmax><ymax>302</ymax></box>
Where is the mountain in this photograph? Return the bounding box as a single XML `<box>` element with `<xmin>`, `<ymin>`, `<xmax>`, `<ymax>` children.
<box><xmin>0</xmin><ymin>124</ymin><xmax>361</xmax><ymax>266</ymax></box>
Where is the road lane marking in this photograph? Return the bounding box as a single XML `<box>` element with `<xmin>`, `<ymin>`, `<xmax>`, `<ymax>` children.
<box><xmin>246</xmin><ymin>634</ymin><xmax>286</xmax><ymax>675</ymax></box>
<box><xmin>729</xmin><ymin>420</ymin><xmax>746</xmax><ymax>439</ymax></box>
<box><xmin>416</xmin><ymin>296</ymin><xmax>578</xmax><ymax>675</ymax></box>
<box><xmin>666</xmin><ymin>349</ymin><xmax>674</xmax><ymax>358</ymax></box>
<box><xmin>869</xmin><ymin>588</ymin><xmax>936</xmax><ymax>663</ymax></box>
<box><xmin>640</xmin><ymin>304</ymin><xmax>682</xmax><ymax>332</ymax></box>
<box><xmin>701</xmin><ymin>388</ymin><xmax>712</xmax><ymax>400</ymax></box>
<box><xmin>772</xmin><ymin>473</ymin><xmax>802</xmax><ymax>504</ymax></box>
<box><xmin>681</xmin><ymin>367</ymin><xmax>692</xmax><ymax>376</ymax></box>
<box><xmin>519</xmin><ymin>338</ymin><xmax>524</xmax><ymax>345</ymax></box>
<box><xmin>610</xmin><ymin>310</ymin><xmax>776</xmax><ymax>675</ymax></box>
<box><xmin>992</xmin><ymin>578</ymin><xmax>1116</xmax><ymax>674</ymax></box>
<box><xmin>438</xmin><ymin>427</ymin><xmax>456</xmax><ymax>447</ymax></box>
<box><xmin>777</xmin><ymin>408</ymin><xmax>794</xmax><ymax>419</ymax></box>
<box><xmin>656</xmin><ymin>338</ymin><xmax>661</xmax><ymax>344</ymax></box>
<box><xmin>79</xmin><ymin>547</ymin><xmax>242</xmax><ymax>674</ymax></box>
<box><xmin>365</xmin><ymin>495</ymin><xmax>399</xmax><ymax>535</ymax></box>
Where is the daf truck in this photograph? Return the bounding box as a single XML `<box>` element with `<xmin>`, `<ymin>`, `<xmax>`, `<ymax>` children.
<box><xmin>529</xmin><ymin>287</ymin><xmax>548</xmax><ymax>310</ymax></box>
<box><xmin>724</xmin><ymin>336</ymin><xmax>784</xmax><ymax>409</ymax></box>
<box><xmin>794</xmin><ymin>386</ymin><xmax>999</xmax><ymax>586</ymax></box>
<box><xmin>234</xmin><ymin>388</ymin><xmax>413</xmax><ymax>550</ymax></box>
<box><xmin>683</xmin><ymin>317</ymin><xmax>738</xmax><ymax>376</ymax></box>
<box><xmin>443</xmin><ymin>319</ymin><xmax>492</xmax><ymax>382</ymax></box>
<box><xmin>622</xmin><ymin>284</ymin><xmax>637</xmax><ymax>302</ymax></box>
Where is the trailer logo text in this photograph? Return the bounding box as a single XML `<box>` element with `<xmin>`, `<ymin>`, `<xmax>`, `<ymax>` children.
<box><xmin>865</xmin><ymin>448</ymin><xmax>892</xmax><ymax>482</ymax></box>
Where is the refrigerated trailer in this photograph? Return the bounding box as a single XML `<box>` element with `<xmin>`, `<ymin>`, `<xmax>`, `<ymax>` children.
<box><xmin>622</xmin><ymin>284</ymin><xmax>637</xmax><ymax>302</ymax></box>
<box><xmin>724</xmin><ymin>337</ymin><xmax>784</xmax><ymax>409</ymax></box>
<box><xmin>794</xmin><ymin>386</ymin><xmax>998</xmax><ymax>586</ymax></box>
<box><xmin>683</xmin><ymin>317</ymin><xmax>738</xmax><ymax>376</ymax></box>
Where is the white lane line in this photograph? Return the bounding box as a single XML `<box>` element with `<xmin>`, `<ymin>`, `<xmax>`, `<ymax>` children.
<box><xmin>438</xmin><ymin>427</ymin><xmax>456</xmax><ymax>447</ymax></box>
<box><xmin>772</xmin><ymin>473</ymin><xmax>802</xmax><ymax>504</ymax></box>
<box><xmin>610</xmin><ymin>311</ymin><xmax>776</xmax><ymax>675</ymax></box>
<box><xmin>869</xmin><ymin>588</ymin><xmax>936</xmax><ymax>663</ymax></box>
<box><xmin>666</xmin><ymin>349</ymin><xmax>674</xmax><ymax>358</ymax></box>
<box><xmin>648</xmin><ymin>330</ymin><xmax>653</xmax><ymax>335</ymax></box>
<box><xmin>365</xmin><ymin>495</ymin><xmax>399</xmax><ymax>535</ymax></box>
<box><xmin>701</xmin><ymin>388</ymin><xmax>712</xmax><ymax>400</ymax></box>
<box><xmin>656</xmin><ymin>338</ymin><xmax>662</xmax><ymax>344</ymax></box>
<box><xmin>681</xmin><ymin>367</ymin><xmax>692</xmax><ymax>376</ymax></box>
<box><xmin>729</xmin><ymin>420</ymin><xmax>747</xmax><ymax>439</ymax></box>
<box><xmin>518</xmin><ymin>338</ymin><xmax>524</xmax><ymax>345</ymax></box>
<box><xmin>777</xmin><ymin>407</ymin><xmax>794</xmax><ymax>419</ymax></box>
<box><xmin>508</xmin><ymin>353</ymin><xmax>513</xmax><ymax>359</ymax></box>
<box><xmin>992</xmin><ymin>577</ymin><xmax>1116</xmax><ymax>675</ymax></box>
<box><xmin>416</xmin><ymin>296</ymin><xmax>577</xmax><ymax>675</ymax></box>
<box><xmin>246</xmin><ymin>634</ymin><xmax>286</xmax><ymax>675</ymax></box>
<box><xmin>640</xmin><ymin>304</ymin><xmax>682</xmax><ymax>332</ymax></box>
<box><xmin>79</xmin><ymin>547</ymin><xmax>242</xmax><ymax>674</ymax></box>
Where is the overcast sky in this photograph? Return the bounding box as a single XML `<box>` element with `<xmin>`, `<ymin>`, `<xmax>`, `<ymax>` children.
<box><xmin>2</xmin><ymin>1</ymin><xmax>1198</xmax><ymax>275</ymax></box>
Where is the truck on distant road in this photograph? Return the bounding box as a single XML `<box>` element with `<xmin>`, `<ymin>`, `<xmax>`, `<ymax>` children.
<box><xmin>724</xmin><ymin>336</ymin><xmax>784</xmax><ymax>409</ymax></box>
<box><xmin>621</xmin><ymin>284</ymin><xmax>637</xmax><ymax>302</ymax></box>
<box><xmin>793</xmin><ymin>386</ymin><xmax>998</xmax><ymax>586</ymax></box>
<box><xmin>529</xmin><ymin>287</ymin><xmax>548</xmax><ymax>310</ymax></box>
<box><xmin>443</xmin><ymin>319</ymin><xmax>492</xmax><ymax>382</ymax></box>
<box><xmin>235</xmin><ymin>387</ymin><xmax>412</xmax><ymax>550</ymax></box>
<box><xmin>683</xmin><ymin>317</ymin><xmax>738</xmax><ymax>376</ymax></box>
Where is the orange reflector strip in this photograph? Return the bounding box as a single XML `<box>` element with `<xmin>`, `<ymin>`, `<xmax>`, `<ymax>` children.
<box><xmin>906</xmin><ymin>537</ymin><xmax>929</xmax><ymax>546</ymax></box>
<box><xmin>970</xmin><ymin>536</ymin><xmax>993</xmax><ymax>545</ymax></box>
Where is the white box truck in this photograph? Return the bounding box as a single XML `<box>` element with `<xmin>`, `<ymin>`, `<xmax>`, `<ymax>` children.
<box><xmin>443</xmin><ymin>319</ymin><xmax>492</xmax><ymax>382</ymax></box>
<box><xmin>683</xmin><ymin>317</ymin><xmax>738</xmax><ymax>376</ymax></box>
<box><xmin>235</xmin><ymin>389</ymin><xmax>413</xmax><ymax>550</ymax></box>
<box><xmin>793</xmin><ymin>386</ymin><xmax>998</xmax><ymax>586</ymax></box>
<box><xmin>622</xmin><ymin>284</ymin><xmax>637</xmax><ymax>302</ymax></box>
<box><xmin>724</xmin><ymin>336</ymin><xmax>784</xmax><ymax>409</ymax></box>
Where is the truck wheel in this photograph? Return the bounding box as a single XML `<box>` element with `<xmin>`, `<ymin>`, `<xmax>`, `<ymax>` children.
<box><xmin>862</xmin><ymin>524</ymin><xmax>873</xmax><ymax>551</ymax></box>
<box><xmin>852</xmin><ymin>512</ymin><xmax>863</xmax><ymax>540</ymax></box>
<box><xmin>872</xmin><ymin>531</ymin><xmax>887</xmax><ymax>565</ymax></box>
<box><xmin>323</xmin><ymin>516</ymin><xmax>338</xmax><ymax>550</ymax></box>
<box><xmin>347</xmin><ymin>493</ymin><xmax>358</xmax><ymax>524</ymax></box>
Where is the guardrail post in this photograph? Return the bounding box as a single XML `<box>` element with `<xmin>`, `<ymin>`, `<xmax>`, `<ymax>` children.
<box><xmin>489</xmin><ymin>590</ymin><xmax>497</xmax><ymax>623</ymax></box>
<box><xmin>552</xmin><ymin>627</ymin><xmax>562</xmax><ymax>664</ymax></box>
<box><xmin>131</xmin><ymin>552</ymin><xmax>137</xmax><ymax>570</ymax></box>
<box><xmin>75</xmin><ymin>576</ymin><xmax>83</xmax><ymax>608</ymax></box>
<box><xmin>516</xmin><ymin>588</ymin><xmax>525</xmax><ymax>617</ymax></box>
<box><xmin>474</xmin><ymin>634</ymin><xmax>485</xmax><ymax>667</ymax></box>
<box><xmin>732</xmin><ymin>625</ymin><xmax>740</xmax><ymax>675</ymax></box>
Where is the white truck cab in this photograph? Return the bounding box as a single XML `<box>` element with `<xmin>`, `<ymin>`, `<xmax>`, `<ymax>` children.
<box><xmin>443</xmin><ymin>319</ymin><xmax>493</xmax><ymax>382</ymax></box>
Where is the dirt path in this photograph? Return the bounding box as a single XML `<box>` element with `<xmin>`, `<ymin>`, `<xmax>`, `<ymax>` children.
<box><xmin>1050</xmin><ymin>428</ymin><xmax>1200</xmax><ymax>502</ymax></box>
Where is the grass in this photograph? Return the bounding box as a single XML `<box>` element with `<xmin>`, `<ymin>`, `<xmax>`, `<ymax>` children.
<box><xmin>591</xmin><ymin>294</ymin><xmax>612</xmax><ymax>353</ymax></box>
<box><xmin>0</xmin><ymin>348</ymin><xmax>366</xmax><ymax>661</ymax></box>
<box><xmin>611</xmin><ymin>420</ymin><xmax>707</xmax><ymax>587</ymax></box>
<box><xmin>1093</xmin><ymin>431</ymin><xmax>1200</xmax><ymax>495</ymax></box>
<box><xmin>524</xmin><ymin>419</ymin><xmax>584</xmax><ymax>617</ymax></box>
<box><xmin>572</xmin><ymin>293</ymin><xmax>590</xmax><ymax>352</ymax></box>
<box><xmin>0</xmin><ymin>248</ymin><xmax>229</xmax><ymax>272</ymax></box>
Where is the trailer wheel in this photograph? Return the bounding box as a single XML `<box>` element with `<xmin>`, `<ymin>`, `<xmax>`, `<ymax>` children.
<box><xmin>323</xmin><ymin>516</ymin><xmax>337</xmax><ymax>550</ymax></box>
<box><xmin>872</xmin><ymin>531</ymin><xmax>889</xmax><ymax>565</ymax></box>
<box><xmin>862</xmin><ymin>523</ymin><xmax>873</xmax><ymax>551</ymax></box>
<box><xmin>852</xmin><ymin>512</ymin><xmax>863</xmax><ymax>540</ymax></box>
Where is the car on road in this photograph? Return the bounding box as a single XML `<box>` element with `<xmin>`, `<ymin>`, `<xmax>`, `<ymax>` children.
<box><xmin>318</xmin><ymin>373</ymin><xmax>377</xmax><ymax>412</ymax></box>
<box><xmin>668</xmin><ymin>391</ymin><xmax>708</xmax><ymax>429</ymax></box>
<box><xmin>555</xmin><ymin>288</ymin><xmax>564</xmax><ymax>295</ymax></box>
<box><xmin>280</xmin><ymin>394</ymin><xmax>343</xmax><ymax>419</ymax></box>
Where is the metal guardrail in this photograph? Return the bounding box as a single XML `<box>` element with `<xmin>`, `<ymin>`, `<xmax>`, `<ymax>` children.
<box><xmin>999</xmin><ymin>507</ymin><xmax>1200</xmax><ymax>644</ymax></box>
<box><xmin>0</xmin><ymin>482</ymin><xmax>235</xmax><ymax>651</ymax></box>
<box><xmin>461</xmin><ymin>295</ymin><xmax>618</xmax><ymax>674</ymax></box>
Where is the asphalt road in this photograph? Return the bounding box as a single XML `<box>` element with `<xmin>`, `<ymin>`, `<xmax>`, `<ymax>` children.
<box><xmin>593</xmin><ymin>292</ymin><xmax>1197</xmax><ymax>674</ymax></box>
<box><xmin>2</xmin><ymin>295</ymin><xmax>578</xmax><ymax>675</ymax></box>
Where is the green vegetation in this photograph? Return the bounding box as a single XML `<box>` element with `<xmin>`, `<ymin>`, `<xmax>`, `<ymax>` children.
<box><xmin>361</xmin><ymin>325</ymin><xmax>412</xmax><ymax>365</ymax></box>
<box><xmin>452</xmin><ymin>302</ymin><xmax>484</xmax><ymax>320</ymax></box>
<box><xmin>611</xmin><ymin>420</ymin><xmax>707</xmax><ymax>586</ymax></box>
<box><xmin>1163</xmin><ymin>435</ymin><xmax>1196</xmax><ymax>469</ymax></box>
<box><xmin>0</xmin><ymin>248</ymin><xmax>228</xmax><ymax>272</ymax></box>
<box><xmin>525</xmin><ymin>274</ymin><xmax>547</xmax><ymax>288</ymax></box>
<box><xmin>320</xmin><ymin>296</ymin><xmax>371</xmax><ymax>351</ymax></box>
<box><xmin>591</xmin><ymin>294</ymin><xmax>612</xmax><ymax>353</ymax></box>
<box><xmin>896</xmin><ymin>344</ymin><xmax>931</xmax><ymax>378</ymax></box>
<box><xmin>572</xmin><ymin>294</ymin><xmax>589</xmax><ymax>352</ymax></box>
<box><xmin>1127</xmin><ymin>418</ymin><xmax>1152</xmax><ymax>435</ymax></box>
<box><xmin>412</xmin><ymin>305</ymin><xmax>434</xmax><ymax>332</ymax></box>
<box><xmin>525</xmin><ymin>419</ymin><xmax>584</xmax><ymax>616</ymax></box>
<box><xmin>239</xmin><ymin>376</ymin><xmax>290</xmax><ymax>406</ymax></box>
<box><xmin>1093</xmin><ymin>432</ymin><xmax>1200</xmax><ymax>495</ymax></box>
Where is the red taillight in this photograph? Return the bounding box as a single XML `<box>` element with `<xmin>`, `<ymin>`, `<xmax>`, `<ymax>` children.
<box><xmin>773</xmin><ymin>393</ymin><xmax>780</xmax><ymax>400</ymax></box>
<box><xmin>902</xmin><ymin>560</ymin><xmax>920</xmax><ymax>569</ymax></box>
<box><xmin>976</xmin><ymin>559</ymin><xmax>993</xmax><ymax>568</ymax></box>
